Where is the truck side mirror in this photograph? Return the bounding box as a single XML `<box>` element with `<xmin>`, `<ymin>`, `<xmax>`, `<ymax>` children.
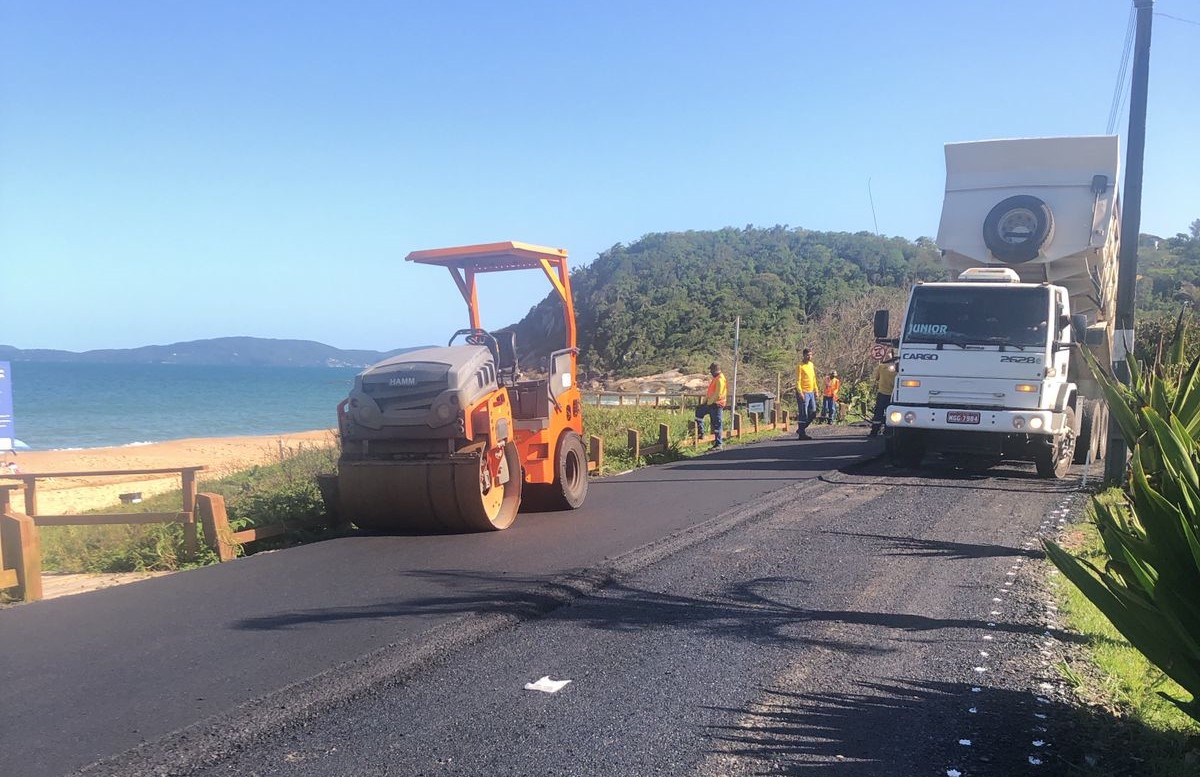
<box><xmin>873</xmin><ymin>310</ymin><xmax>890</xmax><ymax>340</ymax></box>
<box><xmin>1070</xmin><ymin>313</ymin><xmax>1087</xmax><ymax>343</ymax></box>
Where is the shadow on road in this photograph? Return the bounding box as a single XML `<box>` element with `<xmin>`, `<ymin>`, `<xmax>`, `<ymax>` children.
<box><xmin>703</xmin><ymin>678</ymin><xmax>1190</xmax><ymax>775</ymax></box>
<box><xmin>233</xmin><ymin>572</ymin><xmax>1089</xmax><ymax>647</ymax></box>
<box><xmin>824</xmin><ymin>530</ymin><xmax>1045</xmax><ymax>561</ymax></box>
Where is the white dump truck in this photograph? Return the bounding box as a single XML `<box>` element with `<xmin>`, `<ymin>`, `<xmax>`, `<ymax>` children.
<box><xmin>875</xmin><ymin>136</ymin><xmax>1118</xmax><ymax>477</ymax></box>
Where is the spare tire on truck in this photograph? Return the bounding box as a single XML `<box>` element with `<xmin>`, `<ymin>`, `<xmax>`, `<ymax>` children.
<box><xmin>982</xmin><ymin>194</ymin><xmax>1054</xmax><ymax>263</ymax></box>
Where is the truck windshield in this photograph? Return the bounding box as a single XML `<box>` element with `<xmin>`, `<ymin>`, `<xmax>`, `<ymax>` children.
<box><xmin>903</xmin><ymin>285</ymin><xmax>1051</xmax><ymax>348</ymax></box>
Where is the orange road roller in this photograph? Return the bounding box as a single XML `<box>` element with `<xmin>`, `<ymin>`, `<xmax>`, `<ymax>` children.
<box><xmin>336</xmin><ymin>241</ymin><xmax>589</xmax><ymax>532</ymax></box>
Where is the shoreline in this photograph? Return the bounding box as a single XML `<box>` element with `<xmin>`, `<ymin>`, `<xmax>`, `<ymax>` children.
<box><xmin>1</xmin><ymin>429</ymin><xmax>337</xmax><ymax>515</ymax></box>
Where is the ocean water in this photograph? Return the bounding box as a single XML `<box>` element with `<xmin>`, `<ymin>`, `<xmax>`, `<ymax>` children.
<box><xmin>5</xmin><ymin>363</ymin><xmax>360</xmax><ymax>450</ymax></box>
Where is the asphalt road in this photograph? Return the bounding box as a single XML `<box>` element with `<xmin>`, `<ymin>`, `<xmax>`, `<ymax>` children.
<box><xmin>0</xmin><ymin>431</ymin><xmax>1097</xmax><ymax>776</ymax></box>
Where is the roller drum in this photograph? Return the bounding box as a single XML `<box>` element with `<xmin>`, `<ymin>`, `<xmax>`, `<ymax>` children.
<box><xmin>337</xmin><ymin>444</ymin><xmax>521</xmax><ymax>533</ymax></box>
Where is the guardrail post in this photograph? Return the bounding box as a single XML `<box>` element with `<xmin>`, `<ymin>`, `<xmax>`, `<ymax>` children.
<box><xmin>20</xmin><ymin>475</ymin><xmax>38</xmax><ymax>517</ymax></box>
<box><xmin>1</xmin><ymin>487</ymin><xmax>43</xmax><ymax>602</ymax></box>
<box><xmin>627</xmin><ymin>428</ymin><xmax>640</xmax><ymax>459</ymax></box>
<box><xmin>196</xmin><ymin>493</ymin><xmax>237</xmax><ymax>563</ymax></box>
<box><xmin>588</xmin><ymin>435</ymin><xmax>604</xmax><ymax>473</ymax></box>
<box><xmin>181</xmin><ymin>468</ymin><xmax>199</xmax><ymax>559</ymax></box>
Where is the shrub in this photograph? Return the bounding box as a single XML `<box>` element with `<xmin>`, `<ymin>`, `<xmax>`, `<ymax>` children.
<box><xmin>1044</xmin><ymin>349</ymin><xmax>1200</xmax><ymax>725</ymax></box>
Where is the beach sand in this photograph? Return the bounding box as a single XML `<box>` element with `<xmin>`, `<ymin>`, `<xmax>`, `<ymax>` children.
<box><xmin>1</xmin><ymin>429</ymin><xmax>338</xmax><ymax>515</ymax></box>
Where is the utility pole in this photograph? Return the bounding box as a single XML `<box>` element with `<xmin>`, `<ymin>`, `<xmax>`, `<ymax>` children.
<box><xmin>1105</xmin><ymin>0</ymin><xmax>1154</xmax><ymax>483</ymax></box>
<box><xmin>730</xmin><ymin>316</ymin><xmax>741</xmax><ymax>438</ymax></box>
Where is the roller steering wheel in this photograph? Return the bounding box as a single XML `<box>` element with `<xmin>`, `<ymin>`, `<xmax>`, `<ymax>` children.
<box><xmin>450</xmin><ymin>328</ymin><xmax>499</xmax><ymax>363</ymax></box>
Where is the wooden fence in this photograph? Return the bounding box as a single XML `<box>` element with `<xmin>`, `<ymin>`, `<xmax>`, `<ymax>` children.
<box><xmin>0</xmin><ymin>466</ymin><xmax>205</xmax><ymax>603</ymax></box>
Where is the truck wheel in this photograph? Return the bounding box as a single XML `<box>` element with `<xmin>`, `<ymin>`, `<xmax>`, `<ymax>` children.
<box><xmin>888</xmin><ymin>430</ymin><xmax>925</xmax><ymax>469</ymax></box>
<box><xmin>1073</xmin><ymin>399</ymin><xmax>1095</xmax><ymax>464</ymax></box>
<box><xmin>982</xmin><ymin>195</ymin><xmax>1054</xmax><ymax>263</ymax></box>
<box><xmin>1093</xmin><ymin>404</ymin><xmax>1108</xmax><ymax>461</ymax></box>
<box><xmin>1036</xmin><ymin>406</ymin><xmax>1076</xmax><ymax>478</ymax></box>
<box><xmin>524</xmin><ymin>431</ymin><xmax>588</xmax><ymax>511</ymax></box>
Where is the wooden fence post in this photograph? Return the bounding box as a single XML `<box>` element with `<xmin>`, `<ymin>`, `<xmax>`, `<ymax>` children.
<box><xmin>20</xmin><ymin>475</ymin><xmax>38</xmax><ymax>517</ymax></box>
<box><xmin>752</xmin><ymin>413</ymin><xmax>760</xmax><ymax>434</ymax></box>
<box><xmin>769</xmin><ymin>409</ymin><xmax>778</xmax><ymax>429</ymax></box>
<box><xmin>733</xmin><ymin>412</ymin><xmax>741</xmax><ymax>439</ymax></box>
<box><xmin>627</xmin><ymin>428</ymin><xmax>640</xmax><ymax>460</ymax></box>
<box><xmin>658</xmin><ymin>423</ymin><xmax>669</xmax><ymax>452</ymax></box>
<box><xmin>1</xmin><ymin>487</ymin><xmax>43</xmax><ymax>602</ymax></box>
<box><xmin>782</xmin><ymin>409</ymin><xmax>790</xmax><ymax>432</ymax></box>
<box><xmin>588</xmin><ymin>435</ymin><xmax>604</xmax><ymax>473</ymax></box>
<box><xmin>687</xmin><ymin>420</ymin><xmax>698</xmax><ymax>447</ymax></box>
<box><xmin>181</xmin><ymin>468</ymin><xmax>199</xmax><ymax>559</ymax></box>
<box><xmin>196</xmin><ymin>493</ymin><xmax>237</xmax><ymax>563</ymax></box>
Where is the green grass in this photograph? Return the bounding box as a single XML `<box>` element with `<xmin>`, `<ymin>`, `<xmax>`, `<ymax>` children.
<box><xmin>1053</xmin><ymin>492</ymin><xmax>1199</xmax><ymax>773</ymax></box>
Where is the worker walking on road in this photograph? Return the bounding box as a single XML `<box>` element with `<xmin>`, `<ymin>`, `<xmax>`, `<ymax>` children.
<box><xmin>869</xmin><ymin>353</ymin><xmax>898</xmax><ymax>437</ymax></box>
<box><xmin>695</xmin><ymin>362</ymin><xmax>728</xmax><ymax>450</ymax></box>
<box><xmin>822</xmin><ymin>371</ymin><xmax>841</xmax><ymax>424</ymax></box>
<box><xmin>795</xmin><ymin>348</ymin><xmax>818</xmax><ymax>440</ymax></box>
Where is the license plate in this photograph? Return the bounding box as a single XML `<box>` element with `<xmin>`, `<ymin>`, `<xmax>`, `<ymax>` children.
<box><xmin>947</xmin><ymin>411</ymin><xmax>981</xmax><ymax>425</ymax></box>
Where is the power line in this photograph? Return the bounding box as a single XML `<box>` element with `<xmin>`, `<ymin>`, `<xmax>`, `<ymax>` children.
<box><xmin>1107</xmin><ymin>2</ymin><xmax>1136</xmax><ymax>134</ymax></box>
<box><xmin>1156</xmin><ymin>11</ymin><xmax>1200</xmax><ymax>26</ymax></box>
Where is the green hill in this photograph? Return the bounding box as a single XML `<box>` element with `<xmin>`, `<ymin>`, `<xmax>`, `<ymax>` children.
<box><xmin>510</xmin><ymin>226</ymin><xmax>946</xmax><ymax>375</ymax></box>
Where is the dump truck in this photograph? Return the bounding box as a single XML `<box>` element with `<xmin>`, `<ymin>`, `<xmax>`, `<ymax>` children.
<box><xmin>336</xmin><ymin>241</ymin><xmax>588</xmax><ymax>531</ymax></box>
<box><xmin>875</xmin><ymin>136</ymin><xmax>1118</xmax><ymax>477</ymax></box>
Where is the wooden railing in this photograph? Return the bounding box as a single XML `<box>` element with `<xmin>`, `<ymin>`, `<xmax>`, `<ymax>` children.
<box><xmin>0</xmin><ymin>466</ymin><xmax>205</xmax><ymax>602</ymax></box>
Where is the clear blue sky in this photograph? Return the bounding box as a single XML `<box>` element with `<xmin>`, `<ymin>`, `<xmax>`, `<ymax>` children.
<box><xmin>2</xmin><ymin>0</ymin><xmax>1197</xmax><ymax>352</ymax></box>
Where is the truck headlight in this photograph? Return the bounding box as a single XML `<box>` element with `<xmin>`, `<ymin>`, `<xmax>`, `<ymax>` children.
<box><xmin>1013</xmin><ymin>416</ymin><xmax>1026</xmax><ymax>429</ymax></box>
<box><xmin>1029</xmin><ymin>416</ymin><xmax>1045</xmax><ymax>430</ymax></box>
<box><xmin>903</xmin><ymin>411</ymin><xmax>916</xmax><ymax>424</ymax></box>
<box><xmin>889</xmin><ymin>410</ymin><xmax>902</xmax><ymax>424</ymax></box>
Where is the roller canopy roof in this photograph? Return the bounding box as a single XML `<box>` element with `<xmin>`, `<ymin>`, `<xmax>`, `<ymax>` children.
<box><xmin>405</xmin><ymin>241</ymin><xmax>569</xmax><ymax>272</ymax></box>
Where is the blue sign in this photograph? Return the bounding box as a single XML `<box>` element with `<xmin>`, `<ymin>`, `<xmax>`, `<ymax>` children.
<box><xmin>0</xmin><ymin>361</ymin><xmax>14</xmax><ymax>451</ymax></box>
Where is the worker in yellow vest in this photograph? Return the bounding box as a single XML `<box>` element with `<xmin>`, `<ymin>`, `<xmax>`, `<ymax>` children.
<box><xmin>795</xmin><ymin>348</ymin><xmax>817</xmax><ymax>440</ymax></box>
<box><xmin>695</xmin><ymin>362</ymin><xmax>728</xmax><ymax>450</ymax></box>
<box><xmin>869</xmin><ymin>353</ymin><xmax>898</xmax><ymax>437</ymax></box>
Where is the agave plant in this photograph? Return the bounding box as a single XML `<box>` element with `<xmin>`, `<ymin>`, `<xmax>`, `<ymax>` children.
<box><xmin>1044</xmin><ymin>337</ymin><xmax>1200</xmax><ymax>724</ymax></box>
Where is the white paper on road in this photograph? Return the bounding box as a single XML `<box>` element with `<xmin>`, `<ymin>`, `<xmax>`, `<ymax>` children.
<box><xmin>524</xmin><ymin>676</ymin><xmax>572</xmax><ymax>693</ymax></box>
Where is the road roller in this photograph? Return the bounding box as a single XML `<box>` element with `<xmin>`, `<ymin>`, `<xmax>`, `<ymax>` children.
<box><xmin>336</xmin><ymin>241</ymin><xmax>589</xmax><ymax>532</ymax></box>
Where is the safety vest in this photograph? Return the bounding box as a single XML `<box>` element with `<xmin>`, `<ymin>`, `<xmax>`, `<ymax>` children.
<box><xmin>706</xmin><ymin>372</ymin><xmax>727</xmax><ymax>407</ymax></box>
<box><xmin>823</xmin><ymin>377</ymin><xmax>841</xmax><ymax>398</ymax></box>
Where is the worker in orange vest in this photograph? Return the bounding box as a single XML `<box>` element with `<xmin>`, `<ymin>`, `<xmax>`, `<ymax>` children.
<box><xmin>695</xmin><ymin>361</ymin><xmax>728</xmax><ymax>450</ymax></box>
<box><xmin>821</xmin><ymin>371</ymin><xmax>841</xmax><ymax>424</ymax></box>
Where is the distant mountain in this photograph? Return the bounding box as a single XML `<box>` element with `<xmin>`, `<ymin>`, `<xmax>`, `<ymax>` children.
<box><xmin>0</xmin><ymin>337</ymin><xmax>423</xmax><ymax>368</ymax></box>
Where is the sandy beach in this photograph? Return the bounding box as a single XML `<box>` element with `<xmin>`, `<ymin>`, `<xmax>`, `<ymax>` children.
<box><xmin>1</xmin><ymin>429</ymin><xmax>338</xmax><ymax>515</ymax></box>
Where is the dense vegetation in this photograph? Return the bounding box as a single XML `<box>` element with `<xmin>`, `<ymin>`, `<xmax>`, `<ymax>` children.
<box><xmin>1133</xmin><ymin>221</ymin><xmax>1200</xmax><ymax>365</ymax></box>
<box><xmin>511</xmin><ymin>226</ymin><xmax>945</xmax><ymax>377</ymax></box>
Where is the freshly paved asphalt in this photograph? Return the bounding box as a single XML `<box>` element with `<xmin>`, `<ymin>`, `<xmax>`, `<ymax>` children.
<box><xmin>1</xmin><ymin>430</ymin><xmax>873</xmax><ymax>777</ymax></box>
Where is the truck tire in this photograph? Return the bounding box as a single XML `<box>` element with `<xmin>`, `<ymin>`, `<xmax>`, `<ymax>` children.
<box><xmin>982</xmin><ymin>195</ymin><xmax>1054</xmax><ymax>263</ymax></box>
<box><xmin>1074</xmin><ymin>399</ymin><xmax>1096</xmax><ymax>464</ymax></box>
<box><xmin>1036</xmin><ymin>406</ymin><xmax>1076</xmax><ymax>478</ymax></box>
<box><xmin>523</xmin><ymin>431</ymin><xmax>588</xmax><ymax>511</ymax></box>
<box><xmin>888</xmin><ymin>429</ymin><xmax>925</xmax><ymax>469</ymax></box>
